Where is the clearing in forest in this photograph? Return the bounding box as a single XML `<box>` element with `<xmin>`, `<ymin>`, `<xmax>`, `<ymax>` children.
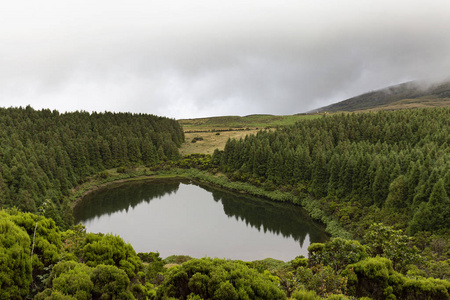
<box><xmin>178</xmin><ymin>114</ymin><xmax>321</xmax><ymax>155</ymax></box>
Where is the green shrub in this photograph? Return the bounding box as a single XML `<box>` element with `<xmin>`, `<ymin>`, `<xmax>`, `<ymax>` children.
<box><xmin>8</xmin><ymin>210</ymin><xmax>62</xmax><ymax>292</ymax></box>
<box><xmin>164</xmin><ymin>254</ymin><xmax>193</xmax><ymax>265</ymax></box>
<box><xmin>139</xmin><ymin>252</ymin><xmax>165</xmax><ymax>282</ymax></box>
<box><xmin>344</xmin><ymin>257</ymin><xmax>392</xmax><ymax>299</ymax></box>
<box><xmin>0</xmin><ymin>211</ymin><xmax>32</xmax><ymax>299</ymax></box>
<box><xmin>90</xmin><ymin>264</ymin><xmax>134</xmax><ymax>299</ymax></box>
<box><xmin>156</xmin><ymin>258</ymin><xmax>286</xmax><ymax>299</ymax></box>
<box><xmin>290</xmin><ymin>288</ymin><xmax>321</xmax><ymax>300</ymax></box>
<box><xmin>98</xmin><ymin>170</ymin><xmax>109</xmax><ymax>179</ymax></box>
<box><xmin>47</xmin><ymin>261</ymin><xmax>93</xmax><ymax>300</ymax></box>
<box><xmin>81</xmin><ymin>233</ymin><xmax>142</xmax><ymax>279</ymax></box>
<box><xmin>308</xmin><ymin>238</ymin><xmax>367</xmax><ymax>273</ymax></box>
<box><xmin>364</xmin><ymin>223</ymin><xmax>421</xmax><ymax>273</ymax></box>
<box><xmin>191</xmin><ymin>137</ymin><xmax>204</xmax><ymax>143</ymax></box>
<box><xmin>326</xmin><ymin>294</ymin><xmax>350</xmax><ymax>299</ymax></box>
<box><xmin>117</xmin><ymin>167</ymin><xmax>127</xmax><ymax>173</ymax></box>
<box><xmin>344</xmin><ymin>257</ymin><xmax>450</xmax><ymax>299</ymax></box>
<box><xmin>35</xmin><ymin>289</ymin><xmax>77</xmax><ymax>300</ymax></box>
<box><xmin>247</xmin><ymin>257</ymin><xmax>287</xmax><ymax>273</ymax></box>
<box><xmin>294</xmin><ymin>265</ymin><xmax>348</xmax><ymax>298</ymax></box>
<box><xmin>291</xmin><ymin>257</ymin><xmax>309</xmax><ymax>269</ymax></box>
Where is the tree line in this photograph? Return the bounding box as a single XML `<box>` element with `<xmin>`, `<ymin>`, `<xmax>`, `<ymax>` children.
<box><xmin>0</xmin><ymin>106</ymin><xmax>184</xmax><ymax>229</ymax></box>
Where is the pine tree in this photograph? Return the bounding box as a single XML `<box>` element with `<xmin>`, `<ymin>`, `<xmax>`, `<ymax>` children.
<box><xmin>310</xmin><ymin>150</ymin><xmax>328</xmax><ymax>198</ymax></box>
<box><xmin>384</xmin><ymin>175</ymin><xmax>408</xmax><ymax>211</ymax></box>
<box><xmin>428</xmin><ymin>179</ymin><xmax>450</xmax><ymax>230</ymax></box>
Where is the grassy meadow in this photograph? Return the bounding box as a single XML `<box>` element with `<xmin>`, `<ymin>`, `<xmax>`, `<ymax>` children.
<box><xmin>179</xmin><ymin>114</ymin><xmax>322</xmax><ymax>155</ymax></box>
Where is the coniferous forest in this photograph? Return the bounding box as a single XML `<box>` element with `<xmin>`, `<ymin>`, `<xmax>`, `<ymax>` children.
<box><xmin>214</xmin><ymin>108</ymin><xmax>450</xmax><ymax>236</ymax></box>
<box><xmin>1</xmin><ymin>106</ymin><xmax>450</xmax><ymax>299</ymax></box>
<box><xmin>0</xmin><ymin>106</ymin><xmax>184</xmax><ymax>229</ymax></box>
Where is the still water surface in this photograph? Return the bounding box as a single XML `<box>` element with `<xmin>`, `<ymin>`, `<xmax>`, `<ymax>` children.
<box><xmin>74</xmin><ymin>179</ymin><xmax>328</xmax><ymax>261</ymax></box>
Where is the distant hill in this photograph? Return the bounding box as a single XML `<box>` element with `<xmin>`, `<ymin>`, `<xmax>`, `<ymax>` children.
<box><xmin>178</xmin><ymin>114</ymin><xmax>319</xmax><ymax>130</ymax></box>
<box><xmin>311</xmin><ymin>80</ymin><xmax>450</xmax><ymax>113</ymax></box>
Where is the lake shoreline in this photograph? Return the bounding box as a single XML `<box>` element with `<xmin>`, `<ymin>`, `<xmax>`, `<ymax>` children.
<box><xmin>70</xmin><ymin>168</ymin><xmax>350</xmax><ymax>239</ymax></box>
<box><xmin>71</xmin><ymin>174</ymin><xmax>187</xmax><ymax>208</ymax></box>
<box><xmin>74</xmin><ymin>177</ymin><xmax>328</xmax><ymax>261</ymax></box>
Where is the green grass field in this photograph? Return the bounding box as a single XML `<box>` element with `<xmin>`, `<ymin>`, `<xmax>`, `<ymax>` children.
<box><xmin>179</xmin><ymin>114</ymin><xmax>321</xmax><ymax>131</ymax></box>
<box><xmin>178</xmin><ymin>114</ymin><xmax>323</xmax><ymax>155</ymax></box>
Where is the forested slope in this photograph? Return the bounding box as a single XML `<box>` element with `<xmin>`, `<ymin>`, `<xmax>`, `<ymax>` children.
<box><xmin>214</xmin><ymin>108</ymin><xmax>450</xmax><ymax>236</ymax></box>
<box><xmin>0</xmin><ymin>106</ymin><xmax>184</xmax><ymax>228</ymax></box>
<box><xmin>1</xmin><ymin>106</ymin><xmax>450</xmax><ymax>299</ymax></box>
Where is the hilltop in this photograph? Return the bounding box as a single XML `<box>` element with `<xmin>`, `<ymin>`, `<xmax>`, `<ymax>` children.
<box><xmin>178</xmin><ymin>79</ymin><xmax>450</xmax><ymax>155</ymax></box>
<box><xmin>178</xmin><ymin>114</ymin><xmax>319</xmax><ymax>131</ymax></box>
<box><xmin>311</xmin><ymin>79</ymin><xmax>450</xmax><ymax>113</ymax></box>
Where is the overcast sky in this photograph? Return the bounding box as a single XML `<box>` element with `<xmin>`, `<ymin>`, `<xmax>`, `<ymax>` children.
<box><xmin>1</xmin><ymin>1</ymin><xmax>450</xmax><ymax>119</ymax></box>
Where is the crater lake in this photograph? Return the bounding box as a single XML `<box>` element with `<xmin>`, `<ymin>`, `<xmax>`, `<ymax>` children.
<box><xmin>73</xmin><ymin>179</ymin><xmax>329</xmax><ymax>261</ymax></box>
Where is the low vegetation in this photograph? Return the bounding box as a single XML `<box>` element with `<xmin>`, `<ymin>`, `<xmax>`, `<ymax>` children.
<box><xmin>181</xmin><ymin>129</ymin><xmax>260</xmax><ymax>156</ymax></box>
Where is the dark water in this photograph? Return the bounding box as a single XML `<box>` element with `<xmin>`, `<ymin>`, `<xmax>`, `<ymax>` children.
<box><xmin>73</xmin><ymin>179</ymin><xmax>329</xmax><ymax>261</ymax></box>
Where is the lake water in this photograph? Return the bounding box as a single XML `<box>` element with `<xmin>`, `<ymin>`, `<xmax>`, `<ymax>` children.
<box><xmin>73</xmin><ymin>179</ymin><xmax>329</xmax><ymax>261</ymax></box>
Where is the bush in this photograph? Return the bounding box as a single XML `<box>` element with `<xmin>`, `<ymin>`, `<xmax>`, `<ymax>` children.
<box><xmin>344</xmin><ymin>257</ymin><xmax>450</xmax><ymax>299</ymax></box>
<box><xmin>156</xmin><ymin>258</ymin><xmax>287</xmax><ymax>299</ymax></box>
<box><xmin>164</xmin><ymin>255</ymin><xmax>193</xmax><ymax>265</ymax></box>
<box><xmin>344</xmin><ymin>257</ymin><xmax>392</xmax><ymax>299</ymax></box>
<box><xmin>117</xmin><ymin>167</ymin><xmax>127</xmax><ymax>173</ymax></box>
<box><xmin>291</xmin><ymin>288</ymin><xmax>321</xmax><ymax>300</ymax></box>
<box><xmin>98</xmin><ymin>170</ymin><xmax>109</xmax><ymax>179</ymax></box>
<box><xmin>138</xmin><ymin>252</ymin><xmax>165</xmax><ymax>282</ymax></box>
<box><xmin>90</xmin><ymin>264</ymin><xmax>133</xmax><ymax>299</ymax></box>
<box><xmin>81</xmin><ymin>233</ymin><xmax>142</xmax><ymax>279</ymax></box>
<box><xmin>363</xmin><ymin>223</ymin><xmax>421</xmax><ymax>272</ymax></box>
<box><xmin>295</xmin><ymin>265</ymin><xmax>348</xmax><ymax>297</ymax></box>
<box><xmin>291</xmin><ymin>256</ymin><xmax>309</xmax><ymax>269</ymax></box>
<box><xmin>43</xmin><ymin>261</ymin><xmax>93</xmax><ymax>300</ymax></box>
<box><xmin>8</xmin><ymin>210</ymin><xmax>62</xmax><ymax>291</ymax></box>
<box><xmin>191</xmin><ymin>136</ymin><xmax>204</xmax><ymax>143</ymax></box>
<box><xmin>0</xmin><ymin>211</ymin><xmax>32</xmax><ymax>299</ymax></box>
<box><xmin>308</xmin><ymin>238</ymin><xmax>368</xmax><ymax>273</ymax></box>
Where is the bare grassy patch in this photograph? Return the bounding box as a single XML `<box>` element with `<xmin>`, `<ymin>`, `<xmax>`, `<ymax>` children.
<box><xmin>181</xmin><ymin>129</ymin><xmax>260</xmax><ymax>155</ymax></box>
<box><xmin>178</xmin><ymin>114</ymin><xmax>321</xmax><ymax>155</ymax></box>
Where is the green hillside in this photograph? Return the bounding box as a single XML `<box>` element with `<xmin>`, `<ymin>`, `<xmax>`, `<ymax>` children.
<box><xmin>215</xmin><ymin>107</ymin><xmax>450</xmax><ymax>239</ymax></box>
<box><xmin>312</xmin><ymin>80</ymin><xmax>450</xmax><ymax>113</ymax></box>
<box><xmin>179</xmin><ymin>114</ymin><xmax>319</xmax><ymax>131</ymax></box>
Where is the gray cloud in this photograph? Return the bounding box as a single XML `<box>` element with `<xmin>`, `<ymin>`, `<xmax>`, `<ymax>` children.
<box><xmin>1</xmin><ymin>0</ymin><xmax>450</xmax><ymax>118</ymax></box>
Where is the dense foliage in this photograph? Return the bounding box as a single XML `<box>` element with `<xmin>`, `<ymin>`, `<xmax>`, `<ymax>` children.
<box><xmin>0</xmin><ymin>211</ymin><xmax>32</xmax><ymax>299</ymax></box>
<box><xmin>0</xmin><ymin>106</ymin><xmax>184</xmax><ymax>229</ymax></box>
<box><xmin>214</xmin><ymin>108</ymin><xmax>450</xmax><ymax>236</ymax></box>
<box><xmin>1</xmin><ymin>106</ymin><xmax>450</xmax><ymax>298</ymax></box>
<box><xmin>156</xmin><ymin>258</ymin><xmax>287</xmax><ymax>299</ymax></box>
<box><xmin>1</xmin><ymin>209</ymin><xmax>450</xmax><ymax>299</ymax></box>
